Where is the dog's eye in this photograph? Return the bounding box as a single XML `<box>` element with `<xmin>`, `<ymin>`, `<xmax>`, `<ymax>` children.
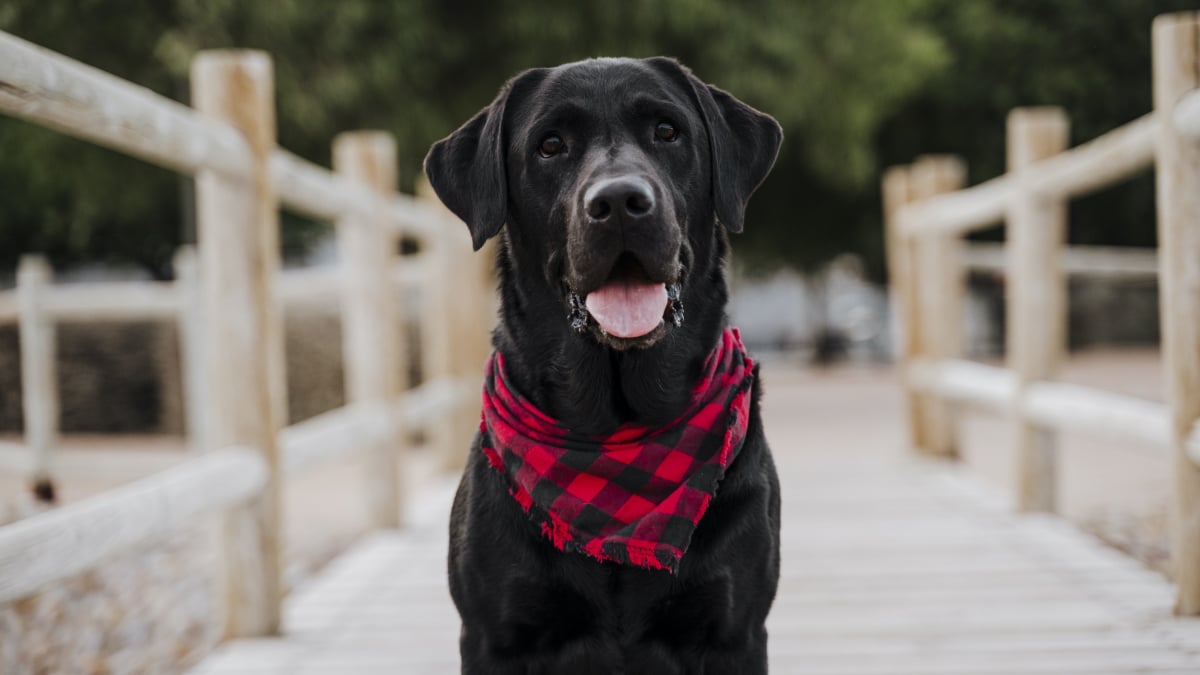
<box><xmin>538</xmin><ymin>135</ymin><xmax>565</xmax><ymax>158</ymax></box>
<box><xmin>655</xmin><ymin>121</ymin><xmax>678</xmax><ymax>142</ymax></box>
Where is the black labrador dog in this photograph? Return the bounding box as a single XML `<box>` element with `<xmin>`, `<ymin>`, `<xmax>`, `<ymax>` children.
<box><xmin>424</xmin><ymin>57</ymin><xmax>782</xmax><ymax>674</ymax></box>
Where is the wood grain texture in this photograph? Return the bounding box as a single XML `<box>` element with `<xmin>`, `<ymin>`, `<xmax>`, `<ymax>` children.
<box><xmin>1175</xmin><ymin>88</ymin><xmax>1200</xmax><ymax>139</ymax></box>
<box><xmin>415</xmin><ymin>178</ymin><xmax>494</xmax><ymax>471</ymax></box>
<box><xmin>0</xmin><ymin>449</ymin><xmax>265</xmax><ymax>604</ymax></box>
<box><xmin>908</xmin><ymin>156</ymin><xmax>966</xmax><ymax>458</ymax></box>
<box><xmin>0</xmin><ymin>31</ymin><xmax>251</xmax><ymax>179</ymax></box>
<box><xmin>191</xmin><ymin>49</ymin><xmax>285</xmax><ymax>638</ymax></box>
<box><xmin>898</xmin><ymin>114</ymin><xmax>1156</xmax><ymax>239</ymax></box>
<box><xmin>1006</xmin><ymin>107</ymin><xmax>1070</xmax><ymax>514</ymax></box>
<box><xmin>908</xmin><ymin>358</ymin><xmax>1172</xmax><ymax>450</ymax></box>
<box><xmin>334</xmin><ymin>131</ymin><xmax>403</xmax><ymax>529</ymax></box>
<box><xmin>1153</xmin><ymin>11</ymin><xmax>1200</xmax><ymax>616</ymax></box>
<box><xmin>174</xmin><ymin>247</ymin><xmax>208</xmax><ymax>454</ymax></box>
<box><xmin>0</xmin><ymin>31</ymin><xmax>439</xmax><ymax>243</ymax></box>
<box><xmin>964</xmin><ymin>242</ymin><xmax>1158</xmax><ymax>279</ymax></box>
<box><xmin>17</xmin><ymin>255</ymin><xmax>57</xmax><ymax>494</ymax></box>
<box><xmin>882</xmin><ymin>166</ymin><xmax>926</xmax><ymax>453</ymax></box>
<box><xmin>189</xmin><ymin>447</ymin><xmax>1200</xmax><ymax>674</ymax></box>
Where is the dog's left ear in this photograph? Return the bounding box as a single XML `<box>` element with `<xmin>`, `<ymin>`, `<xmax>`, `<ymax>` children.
<box><xmin>647</xmin><ymin>58</ymin><xmax>783</xmax><ymax>233</ymax></box>
<box><xmin>424</xmin><ymin>69</ymin><xmax>545</xmax><ymax>250</ymax></box>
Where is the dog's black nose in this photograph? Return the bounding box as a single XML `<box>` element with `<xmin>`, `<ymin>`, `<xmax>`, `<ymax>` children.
<box><xmin>585</xmin><ymin>177</ymin><xmax>655</xmax><ymax>224</ymax></box>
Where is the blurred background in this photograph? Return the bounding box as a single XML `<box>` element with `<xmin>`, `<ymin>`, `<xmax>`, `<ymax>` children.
<box><xmin>0</xmin><ymin>0</ymin><xmax>1191</xmax><ymax>370</ymax></box>
<box><xmin>1</xmin><ymin>1</ymin><xmax>1197</xmax><ymax>672</ymax></box>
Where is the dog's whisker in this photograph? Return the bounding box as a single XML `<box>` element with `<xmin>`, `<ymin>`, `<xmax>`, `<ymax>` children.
<box><xmin>667</xmin><ymin>282</ymin><xmax>685</xmax><ymax>327</ymax></box>
<box><xmin>567</xmin><ymin>291</ymin><xmax>591</xmax><ymax>333</ymax></box>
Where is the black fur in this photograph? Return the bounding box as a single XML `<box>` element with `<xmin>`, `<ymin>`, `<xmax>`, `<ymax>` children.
<box><xmin>425</xmin><ymin>57</ymin><xmax>782</xmax><ymax>674</ymax></box>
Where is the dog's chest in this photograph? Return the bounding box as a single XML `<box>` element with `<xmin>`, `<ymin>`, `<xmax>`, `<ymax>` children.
<box><xmin>502</xmin><ymin>555</ymin><xmax>736</xmax><ymax>652</ymax></box>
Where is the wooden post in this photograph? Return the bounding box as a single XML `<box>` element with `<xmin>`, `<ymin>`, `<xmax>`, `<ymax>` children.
<box><xmin>1006</xmin><ymin>107</ymin><xmax>1070</xmax><ymax>513</ymax></box>
<box><xmin>882</xmin><ymin>166</ymin><xmax>924</xmax><ymax>454</ymax></box>
<box><xmin>334</xmin><ymin>131</ymin><xmax>403</xmax><ymax>529</ymax></box>
<box><xmin>883</xmin><ymin>165</ymin><xmax>926</xmax><ymax>454</ymax></box>
<box><xmin>174</xmin><ymin>246</ymin><xmax>207</xmax><ymax>454</ymax></box>
<box><xmin>191</xmin><ymin>50</ymin><xmax>285</xmax><ymax>637</ymax></box>
<box><xmin>17</xmin><ymin>255</ymin><xmax>57</xmax><ymax>503</ymax></box>
<box><xmin>907</xmin><ymin>156</ymin><xmax>966</xmax><ymax>458</ymax></box>
<box><xmin>415</xmin><ymin>180</ymin><xmax>493</xmax><ymax>471</ymax></box>
<box><xmin>1153</xmin><ymin>11</ymin><xmax>1200</xmax><ymax>616</ymax></box>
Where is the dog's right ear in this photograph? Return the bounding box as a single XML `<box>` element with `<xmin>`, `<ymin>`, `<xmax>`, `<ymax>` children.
<box><xmin>424</xmin><ymin>70</ymin><xmax>542</xmax><ymax>251</ymax></box>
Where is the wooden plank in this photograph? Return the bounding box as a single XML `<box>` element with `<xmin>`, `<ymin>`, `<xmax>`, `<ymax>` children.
<box><xmin>897</xmin><ymin>174</ymin><xmax>1012</xmax><ymax>238</ymax></box>
<box><xmin>279</xmin><ymin>378</ymin><xmax>474</xmax><ymax>475</ymax></box>
<box><xmin>334</xmin><ymin>131</ymin><xmax>404</xmax><ymax>529</ymax></box>
<box><xmin>1027</xmin><ymin>112</ymin><xmax>1157</xmax><ymax>200</ymax></box>
<box><xmin>898</xmin><ymin>114</ymin><xmax>1157</xmax><ymax>239</ymax></box>
<box><xmin>1190</xmin><ymin>420</ymin><xmax>1200</xmax><ymax>465</ymax></box>
<box><xmin>174</xmin><ymin>247</ymin><xmax>207</xmax><ymax>454</ymax></box>
<box><xmin>907</xmin><ymin>358</ymin><xmax>1016</xmax><ymax>414</ymax></box>
<box><xmin>0</xmin><ymin>31</ymin><xmax>252</xmax><ymax>180</ymax></box>
<box><xmin>1176</xmin><ymin>87</ymin><xmax>1200</xmax><ymax>139</ymax></box>
<box><xmin>17</xmin><ymin>255</ymin><xmax>57</xmax><ymax>501</ymax></box>
<box><xmin>1153</xmin><ymin>11</ymin><xmax>1200</xmax><ymax>616</ymax></box>
<box><xmin>42</xmin><ymin>280</ymin><xmax>180</xmax><ymax>320</ymax></box>
<box><xmin>1006</xmin><ymin>107</ymin><xmax>1070</xmax><ymax>513</ymax></box>
<box><xmin>279</xmin><ymin>403</ymin><xmax>392</xmax><ymax>475</ymax></box>
<box><xmin>882</xmin><ymin>166</ymin><xmax>926</xmax><ymax>453</ymax></box>
<box><xmin>192</xmin><ymin>49</ymin><xmax>285</xmax><ymax>638</ymax></box>
<box><xmin>907</xmin><ymin>358</ymin><xmax>1171</xmax><ymax>450</ymax></box>
<box><xmin>0</xmin><ymin>449</ymin><xmax>265</xmax><ymax>604</ymax></box>
<box><xmin>908</xmin><ymin>156</ymin><xmax>966</xmax><ymax>457</ymax></box>
<box><xmin>0</xmin><ymin>30</ymin><xmax>441</xmax><ymax>250</ymax></box>
<box><xmin>0</xmin><ymin>444</ymin><xmax>186</xmax><ymax>480</ymax></box>
<box><xmin>416</xmin><ymin>179</ymin><xmax>492</xmax><ymax>470</ymax></box>
<box><xmin>1023</xmin><ymin>380</ymin><xmax>1171</xmax><ymax>448</ymax></box>
<box><xmin>963</xmin><ymin>242</ymin><xmax>1159</xmax><ymax>280</ymax></box>
<box><xmin>188</xmin><ymin>447</ymin><xmax>1200</xmax><ymax>675</ymax></box>
<box><xmin>276</xmin><ymin>266</ymin><xmax>341</xmax><ymax>304</ymax></box>
<box><xmin>270</xmin><ymin>149</ymin><xmax>441</xmax><ymax>241</ymax></box>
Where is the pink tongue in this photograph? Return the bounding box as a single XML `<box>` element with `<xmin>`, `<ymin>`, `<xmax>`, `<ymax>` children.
<box><xmin>584</xmin><ymin>281</ymin><xmax>668</xmax><ymax>338</ymax></box>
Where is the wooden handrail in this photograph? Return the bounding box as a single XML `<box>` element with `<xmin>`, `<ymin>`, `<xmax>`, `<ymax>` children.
<box><xmin>0</xmin><ymin>448</ymin><xmax>266</xmax><ymax>604</ymax></box>
<box><xmin>898</xmin><ymin>114</ymin><xmax>1158</xmax><ymax>238</ymax></box>
<box><xmin>0</xmin><ymin>260</ymin><xmax>435</xmax><ymax>324</ymax></box>
<box><xmin>279</xmin><ymin>377</ymin><xmax>476</xmax><ymax>475</ymax></box>
<box><xmin>1176</xmin><ymin>89</ymin><xmax>1200</xmax><ymax>139</ymax></box>
<box><xmin>963</xmin><ymin>243</ymin><xmax>1159</xmax><ymax>279</ymax></box>
<box><xmin>0</xmin><ymin>32</ymin><xmax>251</xmax><ymax>177</ymax></box>
<box><xmin>0</xmin><ymin>29</ymin><xmax>497</xmax><ymax>639</ymax></box>
<box><xmin>907</xmin><ymin>359</ymin><xmax>1172</xmax><ymax>450</ymax></box>
<box><xmin>895</xmin><ymin>174</ymin><xmax>1012</xmax><ymax>238</ymax></box>
<box><xmin>888</xmin><ymin>10</ymin><xmax>1200</xmax><ymax>615</ymax></box>
<box><xmin>0</xmin><ymin>31</ymin><xmax>440</xmax><ymax>242</ymax></box>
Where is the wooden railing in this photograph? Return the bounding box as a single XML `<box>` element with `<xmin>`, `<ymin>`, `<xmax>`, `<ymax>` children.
<box><xmin>0</xmin><ymin>34</ymin><xmax>493</xmax><ymax>636</ymax></box>
<box><xmin>883</xmin><ymin>12</ymin><xmax>1200</xmax><ymax>615</ymax></box>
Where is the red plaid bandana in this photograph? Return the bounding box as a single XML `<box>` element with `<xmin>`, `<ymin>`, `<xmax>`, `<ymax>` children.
<box><xmin>480</xmin><ymin>327</ymin><xmax>754</xmax><ymax>573</ymax></box>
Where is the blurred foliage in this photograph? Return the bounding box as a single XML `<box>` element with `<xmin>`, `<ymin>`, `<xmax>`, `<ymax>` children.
<box><xmin>0</xmin><ymin>0</ymin><xmax>1195</xmax><ymax>279</ymax></box>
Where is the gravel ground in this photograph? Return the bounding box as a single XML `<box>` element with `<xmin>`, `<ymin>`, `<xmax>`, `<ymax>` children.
<box><xmin>0</xmin><ymin>506</ymin><xmax>217</xmax><ymax>675</ymax></box>
<box><xmin>0</xmin><ymin>446</ymin><xmax>377</xmax><ymax>675</ymax></box>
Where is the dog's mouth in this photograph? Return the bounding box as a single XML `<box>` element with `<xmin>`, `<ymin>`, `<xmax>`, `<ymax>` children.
<box><xmin>568</xmin><ymin>253</ymin><xmax>684</xmax><ymax>343</ymax></box>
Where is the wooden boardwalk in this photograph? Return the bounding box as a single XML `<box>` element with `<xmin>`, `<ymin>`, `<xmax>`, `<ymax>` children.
<box><xmin>189</xmin><ymin>370</ymin><xmax>1200</xmax><ymax>674</ymax></box>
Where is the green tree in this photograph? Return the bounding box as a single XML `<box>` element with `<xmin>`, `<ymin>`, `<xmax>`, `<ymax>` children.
<box><xmin>873</xmin><ymin>0</ymin><xmax>1200</xmax><ymax>273</ymax></box>
<box><xmin>0</xmin><ymin>0</ymin><xmax>946</xmax><ymax>277</ymax></box>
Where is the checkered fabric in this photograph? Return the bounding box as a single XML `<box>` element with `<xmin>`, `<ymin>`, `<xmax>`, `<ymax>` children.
<box><xmin>480</xmin><ymin>327</ymin><xmax>754</xmax><ymax>573</ymax></box>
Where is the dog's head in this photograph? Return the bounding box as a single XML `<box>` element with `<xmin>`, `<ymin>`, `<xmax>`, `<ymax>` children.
<box><xmin>425</xmin><ymin>57</ymin><xmax>781</xmax><ymax>350</ymax></box>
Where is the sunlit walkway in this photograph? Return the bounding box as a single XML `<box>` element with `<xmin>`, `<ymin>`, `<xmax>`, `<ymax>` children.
<box><xmin>190</xmin><ymin>365</ymin><xmax>1200</xmax><ymax>674</ymax></box>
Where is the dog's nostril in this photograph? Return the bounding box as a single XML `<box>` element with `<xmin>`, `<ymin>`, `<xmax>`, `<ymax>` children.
<box><xmin>588</xmin><ymin>199</ymin><xmax>612</xmax><ymax>221</ymax></box>
<box><xmin>627</xmin><ymin>192</ymin><xmax>652</xmax><ymax>215</ymax></box>
<box><xmin>585</xmin><ymin>177</ymin><xmax>655</xmax><ymax>223</ymax></box>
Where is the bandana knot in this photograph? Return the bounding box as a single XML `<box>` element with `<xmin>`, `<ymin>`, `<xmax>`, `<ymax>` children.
<box><xmin>480</xmin><ymin>327</ymin><xmax>754</xmax><ymax>573</ymax></box>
